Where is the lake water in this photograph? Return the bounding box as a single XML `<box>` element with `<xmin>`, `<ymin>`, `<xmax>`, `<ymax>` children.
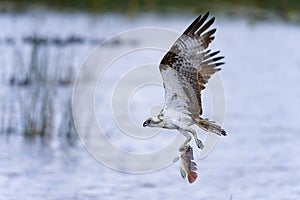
<box><xmin>1</xmin><ymin>10</ymin><xmax>300</xmax><ymax>199</ymax></box>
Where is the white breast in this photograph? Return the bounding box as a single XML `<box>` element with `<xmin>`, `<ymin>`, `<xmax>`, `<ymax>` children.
<box><xmin>163</xmin><ymin>109</ymin><xmax>194</xmax><ymax>129</ymax></box>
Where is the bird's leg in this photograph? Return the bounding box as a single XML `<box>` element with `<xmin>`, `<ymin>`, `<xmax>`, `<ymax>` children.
<box><xmin>178</xmin><ymin>130</ymin><xmax>192</xmax><ymax>151</ymax></box>
<box><xmin>178</xmin><ymin>126</ymin><xmax>204</xmax><ymax>150</ymax></box>
<box><xmin>181</xmin><ymin>126</ymin><xmax>204</xmax><ymax>150</ymax></box>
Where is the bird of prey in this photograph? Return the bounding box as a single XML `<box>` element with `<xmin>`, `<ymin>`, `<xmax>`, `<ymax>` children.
<box><xmin>143</xmin><ymin>12</ymin><xmax>227</xmax><ymax>152</ymax></box>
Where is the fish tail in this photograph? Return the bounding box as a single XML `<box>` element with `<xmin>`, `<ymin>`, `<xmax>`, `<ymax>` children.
<box><xmin>188</xmin><ymin>171</ymin><xmax>198</xmax><ymax>184</ymax></box>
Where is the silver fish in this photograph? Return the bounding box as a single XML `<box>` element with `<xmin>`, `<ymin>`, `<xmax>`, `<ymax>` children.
<box><xmin>180</xmin><ymin>145</ymin><xmax>198</xmax><ymax>183</ymax></box>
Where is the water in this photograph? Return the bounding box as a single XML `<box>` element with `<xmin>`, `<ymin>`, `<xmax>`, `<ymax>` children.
<box><xmin>1</xmin><ymin>10</ymin><xmax>300</xmax><ymax>199</ymax></box>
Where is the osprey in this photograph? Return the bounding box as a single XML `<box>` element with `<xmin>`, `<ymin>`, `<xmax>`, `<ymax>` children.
<box><xmin>143</xmin><ymin>12</ymin><xmax>227</xmax><ymax>151</ymax></box>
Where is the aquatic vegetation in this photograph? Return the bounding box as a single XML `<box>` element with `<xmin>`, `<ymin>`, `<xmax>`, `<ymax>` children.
<box><xmin>1</xmin><ymin>0</ymin><xmax>300</xmax><ymax>22</ymax></box>
<box><xmin>2</xmin><ymin>37</ymin><xmax>77</xmax><ymax>144</ymax></box>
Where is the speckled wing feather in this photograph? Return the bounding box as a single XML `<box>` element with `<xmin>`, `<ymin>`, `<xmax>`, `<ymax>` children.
<box><xmin>159</xmin><ymin>12</ymin><xmax>224</xmax><ymax>116</ymax></box>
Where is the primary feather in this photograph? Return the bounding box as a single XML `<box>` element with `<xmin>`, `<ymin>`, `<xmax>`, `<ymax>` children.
<box><xmin>159</xmin><ymin>12</ymin><xmax>225</xmax><ymax>117</ymax></box>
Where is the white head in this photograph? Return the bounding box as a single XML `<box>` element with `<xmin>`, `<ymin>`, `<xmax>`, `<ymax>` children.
<box><xmin>143</xmin><ymin>115</ymin><xmax>164</xmax><ymax>128</ymax></box>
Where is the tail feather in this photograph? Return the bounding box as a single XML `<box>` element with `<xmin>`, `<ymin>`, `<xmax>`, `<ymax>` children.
<box><xmin>197</xmin><ymin>118</ymin><xmax>227</xmax><ymax>136</ymax></box>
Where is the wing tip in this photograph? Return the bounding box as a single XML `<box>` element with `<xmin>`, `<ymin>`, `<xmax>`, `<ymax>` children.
<box><xmin>208</xmin><ymin>50</ymin><xmax>220</xmax><ymax>58</ymax></box>
<box><xmin>183</xmin><ymin>11</ymin><xmax>213</xmax><ymax>35</ymax></box>
<box><xmin>210</xmin><ymin>16</ymin><xmax>216</xmax><ymax>23</ymax></box>
<box><xmin>216</xmin><ymin>62</ymin><xmax>225</xmax><ymax>66</ymax></box>
<box><xmin>213</xmin><ymin>56</ymin><xmax>225</xmax><ymax>61</ymax></box>
<box><xmin>203</xmin><ymin>11</ymin><xmax>210</xmax><ymax>18</ymax></box>
<box><xmin>195</xmin><ymin>15</ymin><xmax>216</xmax><ymax>35</ymax></box>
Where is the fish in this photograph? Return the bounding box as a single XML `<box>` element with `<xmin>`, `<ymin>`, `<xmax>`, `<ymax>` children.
<box><xmin>179</xmin><ymin>145</ymin><xmax>198</xmax><ymax>184</ymax></box>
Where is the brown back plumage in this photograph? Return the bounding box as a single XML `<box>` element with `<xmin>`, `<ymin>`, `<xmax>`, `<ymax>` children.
<box><xmin>159</xmin><ymin>12</ymin><xmax>224</xmax><ymax>116</ymax></box>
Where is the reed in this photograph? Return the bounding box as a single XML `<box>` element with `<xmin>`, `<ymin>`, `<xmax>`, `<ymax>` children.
<box><xmin>58</xmin><ymin>95</ymin><xmax>77</xmax><ymax>146</ymax></box>
<box><xmin>7</xmin><ymin>39</ymin><xmax>76</xmax><ymax>144</ymax></box>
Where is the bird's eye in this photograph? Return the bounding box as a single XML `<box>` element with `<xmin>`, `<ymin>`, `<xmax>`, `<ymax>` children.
<box><xmin>146</xmin><ymin>119</ymin><xmax>151</xmax><ymax>124</ymax></box>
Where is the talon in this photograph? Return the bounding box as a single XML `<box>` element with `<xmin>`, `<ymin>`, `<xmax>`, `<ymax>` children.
<box><xmin>196</xmin><ymin>139</ymin><xmax>204</xmax><ymax>149</ymax></box>
<box><xmin>199</xmin><ymin>143</ymin><xmax>204</xmax><ymax>149</ymax></box>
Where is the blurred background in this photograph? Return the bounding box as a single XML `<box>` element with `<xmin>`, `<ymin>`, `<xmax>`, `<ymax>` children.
<box><xmin>1</xmin><ymin>0</ymin><xmax>300</xmax><ymax>199</ymax></box>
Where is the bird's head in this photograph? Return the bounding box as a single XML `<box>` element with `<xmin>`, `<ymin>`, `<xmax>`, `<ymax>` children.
<box><xmin>143</xmin><ymin>116</ymin><xmax>162</xmax><ymax>127</ymax></box>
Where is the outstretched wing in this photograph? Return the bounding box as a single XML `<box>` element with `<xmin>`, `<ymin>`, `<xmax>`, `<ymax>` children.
<box><xmin>159</xmin><ymin>12</ymin><xmax>224</xmax><ymax>117</ymax></box>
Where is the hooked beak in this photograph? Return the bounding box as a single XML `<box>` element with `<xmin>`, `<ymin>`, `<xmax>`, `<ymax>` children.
<box><xmin>143</xmin><ymin>121</ymin><xmax>148</xmax><ymax>127</ymax></box>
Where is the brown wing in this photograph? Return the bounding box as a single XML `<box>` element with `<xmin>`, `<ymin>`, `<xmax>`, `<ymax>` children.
<box><xmin>159</xmin><ymin>12</ymin><xmax>224</xmax><ymax>116</ymax></box>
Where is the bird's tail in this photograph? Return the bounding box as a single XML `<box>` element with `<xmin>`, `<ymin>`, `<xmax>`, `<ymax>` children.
<box><xmin>196</xmin><ymin>118</ymin><xmax>227</xmax><ymax>136</ymax></box>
